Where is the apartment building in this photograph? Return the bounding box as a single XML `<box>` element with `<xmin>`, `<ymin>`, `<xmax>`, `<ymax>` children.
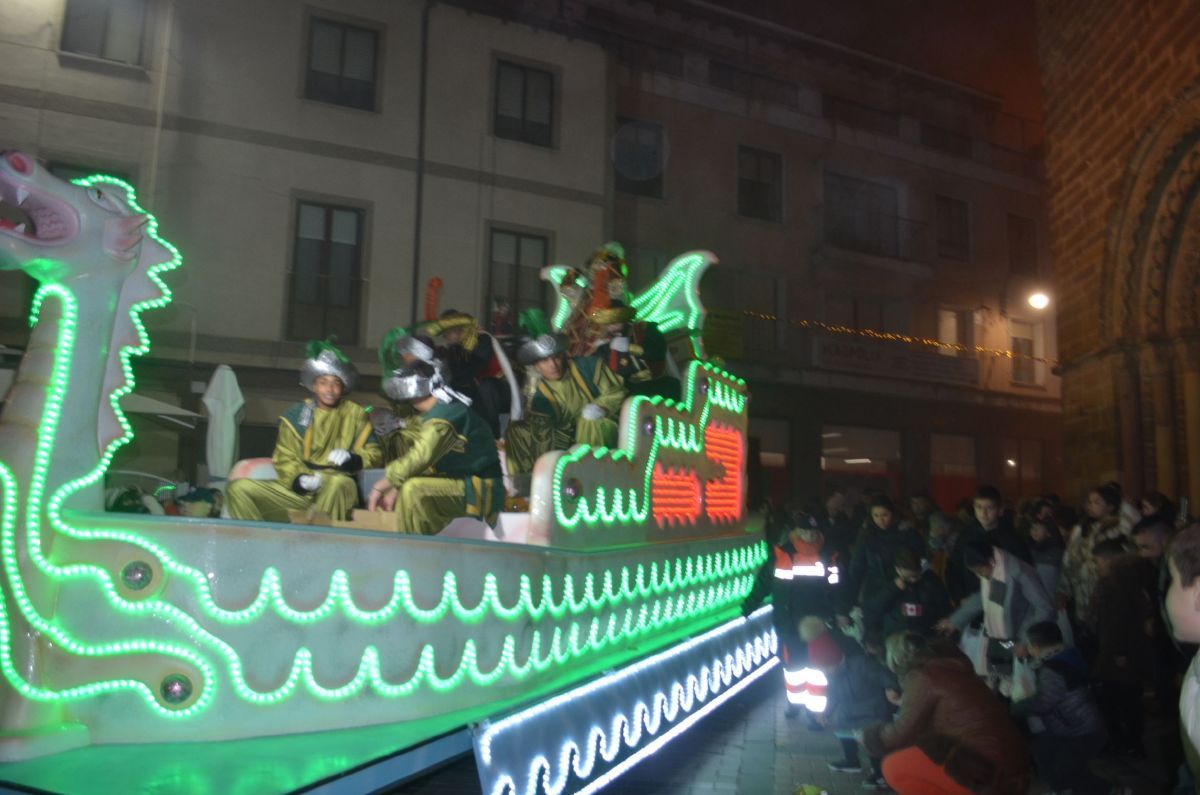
<box><xmin>578</xmin><ymin>0</ymin><xmax>1061</xmax><ymax>508</ymax></box>
<box><xmin>0</xmin><ymin>0</ymin><xmax>608</xmax><ymax>476</ymax></box>
<box><xmin>0</xmin><ymin>0</ymin><xmax>1061</xmax><ymax>508</ymax></box>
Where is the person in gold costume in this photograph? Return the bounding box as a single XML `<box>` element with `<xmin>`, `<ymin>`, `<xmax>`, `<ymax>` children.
<box><xmin>502</xmin><ymin>332</ymin><xmax>626</xmax><ymax>479</ymax></box>
<box><xmin>367</xmin><ymin>362</ymin><xmax>503</xmax><ymax>535</ymax></box>
<box><xmin>227</xmin><ymin>340</ymin><xmax>382</xmax><ymax>522</ymax></box>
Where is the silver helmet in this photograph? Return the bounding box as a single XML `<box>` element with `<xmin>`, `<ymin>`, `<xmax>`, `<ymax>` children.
<box><xmin>517</xmin><ymin>333</ymin><xmax>566</xmax><ymax>366</ymax></box>
<box><xmin>395</xmin><ymin>334</ymin><xmax>438</xmax><ymax>366</ymax></box>
<box><xmin>383</xmin><ymin>367</ymin><xmax>435</xmax><ymax>402</ymax></box>
<box><xmin>383</xmin><ymin>362</ymin><xmax>470</xmax><ymax>405</ymax></box>
<box><xmin>300</xmin><ymin>344</ymin><xmax>358</xmax><ymax>393</ymax></box>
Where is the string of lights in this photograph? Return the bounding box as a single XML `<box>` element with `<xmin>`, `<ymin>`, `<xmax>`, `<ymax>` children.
<box><xmin>736</xmin><ymin>310</ymin><xmax>1059</xmax><ymax>366</ymax></box>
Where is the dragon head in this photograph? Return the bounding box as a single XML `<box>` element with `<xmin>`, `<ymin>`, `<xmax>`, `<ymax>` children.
<box><xmin>0</xmin><ymin>150</ymin><xmax>156</xmax><ymax>284</ymax></box>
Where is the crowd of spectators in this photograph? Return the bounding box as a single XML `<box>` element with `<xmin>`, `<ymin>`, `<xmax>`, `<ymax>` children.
<box><xmin>745</xmin><ymin>482</ymin><xmax>1200</xmax><ymax>794</ymax></box>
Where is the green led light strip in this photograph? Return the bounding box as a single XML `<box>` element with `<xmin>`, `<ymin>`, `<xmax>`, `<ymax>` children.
<box><xmin>552</xmin><ymin>361</ymin><xmax>746</xmax><ymax>529</ymax></box>
<box><xmin>629</xmin><ymin>252</ymin><xmax>712</xmax><ymax>335</ymax></box>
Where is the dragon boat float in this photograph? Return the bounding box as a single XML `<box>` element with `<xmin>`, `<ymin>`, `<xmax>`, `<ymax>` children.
<box><xmin>0</xmin><ymin>150</ymin><xmax>778</xmax><ymax>794</ymax></box>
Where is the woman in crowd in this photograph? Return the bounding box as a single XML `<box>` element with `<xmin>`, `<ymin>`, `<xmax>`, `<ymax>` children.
<box><xmin>1058</xmin><ymin>484</ymin><xmax>1131</xmax><ymax>654</ymax></box>
<box><xmin>840</xmin><ymin>495</ymin><xmax>926</xmax><ymax>647</ymax></box>
<box><xmin>863</xmin><ymin>632</ymin><xmax>1031</xmax><ymax>794</ymax></box>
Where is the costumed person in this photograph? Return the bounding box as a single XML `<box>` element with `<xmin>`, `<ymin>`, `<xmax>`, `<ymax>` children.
<box><xmin>227</xmin><ymin>340</ymin><xmax>381</xmax><ymax>523</ymax></box>
<box><xmin>375</xmin><ymin>326</ymin><xmax>444</xmax><ymax>462</ymax></box>
<box><xmin>583</xmin><ymin>263</ymin><xmax>680</xmax><ymax>401</ymax></box>
<box><xmin>367</xmin><ymin>361</ymin><xmax>504</xmax><ymax>535</ymax></box>
<box><xmin>420</xmin><ymin>308</ymin><xmax>516</xmax><ymax>438</ymax></box>
<box><xmin>502</xmin><ymin>310</ymin><xmax>626</xmax><ymax>483</ymax></box>
<box><xmin>741</xmin><ymin>511</ymin><xmax>841</xmax><ymax>721</ymax></box>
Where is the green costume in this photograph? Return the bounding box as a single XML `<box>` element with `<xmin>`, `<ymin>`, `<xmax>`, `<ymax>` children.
<box><xmin>383</xmin><ymin>400</ymin><xmax>503</xmax><ymax>535</ymax></box>
<box><xmin>228</xmin><ymin>398</ymin><xmax>382</xmax><ymax>523</ymax></box>
<box><xmin>504</xmin><ymin>355</ymin><xmax>626</xmax><ymax>475</ymax></box>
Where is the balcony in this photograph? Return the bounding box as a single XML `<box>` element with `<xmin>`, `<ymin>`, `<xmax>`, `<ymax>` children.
<box><xmin>705</xmin><ymin>311</ymin><xmax>980</xmax><ymax>389</ymax></box>
<box><xmin>814</xmin><ymin>206</ymin><xmax>933</xmax><ymax>275</ymax></box>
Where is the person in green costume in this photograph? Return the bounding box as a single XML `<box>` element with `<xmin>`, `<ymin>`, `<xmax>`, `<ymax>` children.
<box><xmin>503</xmin><ymin>331</ymin><xmax>627</xmax><ymax>479</ymax></box>
<box><xmin>367</xmin><ymin>362</ymin><xmax>504</xmax><ymax>535</ymax></box>
<box><xmin>227</xmin><ymin>340</ymin><xmax>382</xmax><ymax>523</ymax></box>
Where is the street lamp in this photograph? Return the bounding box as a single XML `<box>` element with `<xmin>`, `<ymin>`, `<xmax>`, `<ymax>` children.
<box><xmin>1027</xmin><ymin>291</ymin><xmax>1050</xmax><ymax>310</ymax></box>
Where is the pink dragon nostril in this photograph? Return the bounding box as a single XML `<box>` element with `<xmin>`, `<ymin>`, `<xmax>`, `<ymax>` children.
<box><xmin>6</xmin><ymin>153</ymin><xmax>32</xmax><ymax>175</ymax></box>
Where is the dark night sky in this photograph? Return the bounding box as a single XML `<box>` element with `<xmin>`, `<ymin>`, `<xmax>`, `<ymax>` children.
<box><xmin>717</xmin><ymin>0</ymin><xmax>1044</xmax><ymax>122</ymax></box>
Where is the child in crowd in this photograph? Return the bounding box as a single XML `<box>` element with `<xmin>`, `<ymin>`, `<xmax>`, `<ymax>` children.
<box><xmin>801</xmin><ymin>618</ymin><xmax>896</xmax><ymax>790</ymax></box>
<box><xmin>1091</xmin><ymin>538</ymin><xmax>1155</xmax><ymax>757</ymax></box>
<box><xmin>1011</xmin><ymin>621</ymin><xmax>1107</xmax><ymax>794</ymax></box>
<box><xmin>1165</xmin><ymin>523</ymin><xmax>1200</xmax><ymax>785</ymax></box>
<box><xmin>865</xmin><ymin>548</ymin><xmax>952</xmax><ymax>639</ymax></box>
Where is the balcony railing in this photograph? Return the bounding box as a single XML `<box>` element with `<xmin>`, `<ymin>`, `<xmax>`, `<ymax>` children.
<box><xmin>818</xmin><ymin>206</ymin><xmax>932</xmax><ymax>263</ymax></box>
<box><xmin>704</xmin><ymin>311</ymin><xmax>982</xmax><ymax>389</ymax></box>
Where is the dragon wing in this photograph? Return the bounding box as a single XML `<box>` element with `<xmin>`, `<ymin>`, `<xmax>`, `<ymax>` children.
<box><xmin>630</xmin><ymin>250</ymin><xmax>718</xmax><ymax>337</ymax></box>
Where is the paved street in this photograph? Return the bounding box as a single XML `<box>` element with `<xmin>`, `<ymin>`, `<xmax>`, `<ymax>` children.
<box><xmin>398</xmin><ymin>664</ymin><xmax>1171</xmax><ymax>795</ymax></box>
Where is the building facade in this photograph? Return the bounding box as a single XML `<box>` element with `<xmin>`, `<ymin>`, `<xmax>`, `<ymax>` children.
<box><xmin>585</xmin><ymin>0</ymin><xmax>1061</xmax><ymax>509</ymax></box>
<box><xmin>1037</xmin><ymin>0</ymin><xmax>1200</xmax><ymax>511</ymax></box>
<box><xmin>0</xmin><ymin>0</ymin><xmax>1061</xmax><ymax>509</ymax></box>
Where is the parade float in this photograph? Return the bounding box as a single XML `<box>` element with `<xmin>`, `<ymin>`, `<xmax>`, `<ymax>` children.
<box><xmin>0</xmin><ymin>150</ymin><xmax>777</xmax><ymax>794</ymax></box>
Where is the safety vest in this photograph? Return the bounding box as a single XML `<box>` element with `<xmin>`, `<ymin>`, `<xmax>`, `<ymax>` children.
<box><xmin>773</xmin><ymin>540</ymin><xmax>839</xmax><ymax>586</ymax></box>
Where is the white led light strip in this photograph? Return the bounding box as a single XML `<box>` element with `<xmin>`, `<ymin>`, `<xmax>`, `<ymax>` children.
<box><xmin>475</xmin><ymin>607</ymin><xmax>778</xmax><ymax>795</ymax></box>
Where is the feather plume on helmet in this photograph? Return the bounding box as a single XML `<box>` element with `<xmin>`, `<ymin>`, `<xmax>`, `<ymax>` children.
<box><xmin>300</xmin><ymin>338</ymin><xmax>358</xmax><ymax>392</ymax></box>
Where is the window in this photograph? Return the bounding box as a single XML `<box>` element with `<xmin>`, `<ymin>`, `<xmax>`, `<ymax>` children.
<box><xmin>1010</xmin><ymin>319</ymin><xmax>1037</xmax><ymax>385</ymax></box>
<box><xmin>936</xmin><ymin>308</ymin><xmax>973</xmax><ymax>356</ymax></box>
<box><xmin>61</xmin><ymin>0</ymin><xmax>146</xmax><ymax>65</ymax></box>
<box><xmin>305</xmin><ymin>17</ymin><xmax>379</xmax><ymax>111</ymax></box>
<box><xmin>931</xmin><ymin>433</ymin><xmax>977</xmax><ymax>512</ymax></box>
<box><xmin>287</xmin><ymin>201</ymin><xmax>364</xmax><ymax>344</ymax></box>
<box><xmin>824</xmin><ymin>172</ymin><xmax>900</xmax><ymax>257</ymax></box>
<box><xmin>820</xmin><ymin>424</ymin><xmax>902</xmax><ymax>498</ymax></box>
<box><xmin>737</xmin><ymin>146</ymin><xmax>782</xmax><ymax>222</ymax></box>
<box><xmin>613</xmin><ymin>118</ymin><xmax>665</xmax><ymax>198</ymax></box>
<box><xmin>1001</xmin><ymin>437</ymin><xmax>1044</xmax><ymax>498</ymax></box>
<box><xmin>486</xmin><ymin>229</ymin><xmax>549</xmax><ymax>335</ymax></box>
<box><xmin>1007</xmin><ymin>214</ymin><xmax>1037</xmax><ymax>275</ymax></box>
<box><xmin>921</xmin><ymin>124</ymin><xmax>973</xmax><ymax>158</ymax></box>
<box><xmin>825</xmin><ymin>294</ymin><xmax>910</xmax><ymax>333</ymax></box>
<box><xmin>823</xmin><ymin>96</ymin><xmax>900</xmax><ymax>137</ymax></box>
<box><xmin>935</xmin><ymin>195</ymin><xmax>970</xmax><ymax>260</ymax></box>
<box><xmin>494</xmin><ymin>60</ymin><xmax>554</xmax><ymax>147</ymax></box>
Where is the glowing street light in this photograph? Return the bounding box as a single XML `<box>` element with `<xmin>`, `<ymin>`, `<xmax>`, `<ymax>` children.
<box><xmin>1027</xmin><ymin>292</ymin><xmax>1050</xmax><ymax>310</ymax></box>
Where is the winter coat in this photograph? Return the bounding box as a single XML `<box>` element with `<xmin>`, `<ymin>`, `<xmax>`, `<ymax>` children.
<box><xmin>844</xmin><ymin>524</ymin><xmax>925</xmax><ymax>631</ymax></box>
<box><xmin>945</xmin><ymin>518</ymin><xmax>1032</xmax><ymax>603</ymax></box>
<box><xmin>1011</xmin><ymin>646</ymin><xmax>1105</xmax><ymax>739</ymax></box>
<box><xmin>1058</xmin><ymin>516</ymin><xmax>1128</xmax><ymax>629</ymax></box>
<box><xmin>863</xmin><ymin>647</ymin><xmax>1031</xmax><ymax>795</ymax></box>
<box><xmin>1092</xmin><ymin>556</ymin><xmax>1156</xmax><ymax>685</ymax></box>
<box><xmin>949</xmin><ymin>549</ymin><xmax>1055</xmax><ymax>642</ymax></box>
<box><xmin>825</xmin><ymin>648</ymin><xmax>898</xmax><ymax>731</ymax></box>
<box><xmin>1029</xmin><ymin>537</ymin><xmax>1064</xmax><ymax>600</ymax></box>
<box><xmin>864</xmin><ymin>570</ymin><xmax>953</xmax><ymax>639</ymax></box>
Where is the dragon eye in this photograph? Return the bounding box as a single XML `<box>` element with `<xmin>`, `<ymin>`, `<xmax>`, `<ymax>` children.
<box><xmin>85</xmin><ymin>186</ymin><xmax>121</xmax><ymax>211</ymax></box>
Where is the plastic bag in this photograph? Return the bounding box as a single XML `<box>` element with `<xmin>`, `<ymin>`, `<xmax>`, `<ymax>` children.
<box><xmin>1011</xmin><ymin>656</ymin><xmax>1037</xmax><ymax>702</ymax></box>
<box><xmin>959</xmin><ymin>625</ymin><xmax>986</xmax><ymax>675</ymax></box>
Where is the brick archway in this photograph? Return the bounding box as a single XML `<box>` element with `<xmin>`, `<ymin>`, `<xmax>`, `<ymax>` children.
<box><xmin>1099</xmin><ymin>80</ymin><xmax>1200</xmax><ymax>504</ymax></box>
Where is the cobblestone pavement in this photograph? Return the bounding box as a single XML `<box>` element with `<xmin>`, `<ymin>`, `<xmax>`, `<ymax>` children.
<box><xmin>397</xmin><ymin>668</ymin><xmax>1172</xmax><ymax>794</ymax></box>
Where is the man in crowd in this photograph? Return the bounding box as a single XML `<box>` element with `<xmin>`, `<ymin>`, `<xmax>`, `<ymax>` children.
<box><xmin>228</xmin><ymin>340</ymin><xmax>381</xmax><ymax>522</ymax></box>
